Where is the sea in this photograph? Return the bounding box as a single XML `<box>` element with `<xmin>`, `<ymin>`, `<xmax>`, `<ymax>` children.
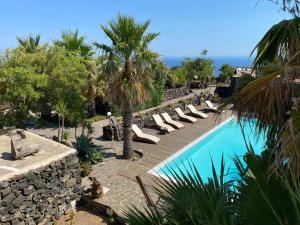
<box><xmin>163</xmin><ymin>56</ymin><xmax>253</xmax><ymax>76</ymax></box>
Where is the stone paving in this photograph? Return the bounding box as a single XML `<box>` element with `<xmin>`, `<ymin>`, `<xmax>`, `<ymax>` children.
<box><xmin>90</xmin><ymin>153</ymin><xmax>157</xmax><ymax>215</ymax></box>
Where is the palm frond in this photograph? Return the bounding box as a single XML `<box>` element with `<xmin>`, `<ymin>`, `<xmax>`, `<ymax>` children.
<box><xmin>124</xmin><ymin>158</ymin><xmax>237</xmax><ymax>225</ymax></box>
<box><xmin>252</xmin><ymin>17</ymin><xmax>300</xmax><ymax>70</ymax></box>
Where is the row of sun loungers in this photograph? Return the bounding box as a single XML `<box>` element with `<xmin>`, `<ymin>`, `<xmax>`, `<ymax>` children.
<box><xmin>132</xmin><ymin>101</ymin><xmax>220</xmax><ymax>144</ymax></box>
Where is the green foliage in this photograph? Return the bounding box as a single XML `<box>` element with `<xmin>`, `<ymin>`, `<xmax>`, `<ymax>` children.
<box><xmin>168</xmin><ymin>67</ymin><xmax>187</xmax><ymax>87</ymax></box>
<box><xmin>62</xmin><ymin>130</ymin><xmax>71</xmax><ymax>142</ymax></box>
<box><xmin>46</xmin><ymin>46</ymin><xmax>89</xmax><ymax>114</ymax></box>
<box><xmin>85</xmin><ymin>120</ymin><xmax>95</xmax><ymax>137</ymax></box>
<box><xmin>167</xmin><ymin>56</ymin><xmax>214</xmax><ymax>88</ymax></box>
<box><xmin>144</xmin><ymin>66</ymin><xmax>166</xmax><ymax>108</ymax></box>
<box><xmin>124</xmin><ymin>151</ymin><xmax>300</xmax><ymax>225</ymax></box>
<box><xmin>87</xmin><ymin>115</ymin><xmax>106</xmax><ymax>123</ymax></box>
<box><xmin>236</xmin><ymin>151</ymin><xmax>300</xmax><ymax>225</ymax></box>
<box><xmin>17</xmin><ymin>34</ymin><xmax>41</xmax><ymax>53</ymax></box>
<box><xmin>75</xmin><ymin>135</ymin><xmax>103</xmax><ymax>163</ymax></box>
<box><xmin>54</xmin><ymin>29</ymin><xmax>94</xmax><ymax>59</ymax></box>
<box><xmin>55</xmin><ymin>100</ymin><xmax>68</xmax><ymax>117</ymax></box>
<box><xmin>0</xmin><ymin>48</ymin><xmax>47</xmax><ymax>127</ymax></box>
<box><xmin>182</xmin><ymin>57</ymin><xmax>214</xmax><ymax>85</ymax></box>
<box><xmin>124</xmin><ymin>156</ymin><xmax>237</xmax><ymax>225</ymax></box>
<box><xmin>252</xmin><ymin>17</ymin><xmax>300</xmax><ymax>69</ymax></box>
<box><xmin>219</xmin><ymin>64</ymin><xmax>235</xmax><ymax>83</ymax></box>
<box><xmin>151</xmin><ymin>76</ymin><xmax>165</xmax><ymax>106</ymax></box>
<box><xmin>79</xmin><ymin>160</ymin><xmax>92</xmax><ymax>177</ymax></box>
<box><xmin>0</xmin><ymin>44</ymin><xmax>91</xmax><ymax>127</ymax></box>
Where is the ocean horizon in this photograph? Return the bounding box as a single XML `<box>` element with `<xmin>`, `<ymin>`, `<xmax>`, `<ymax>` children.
<box><xmin>162</xmin><ymin>56</ymin><xmax>253</xmax><ymax>76</ymax></box>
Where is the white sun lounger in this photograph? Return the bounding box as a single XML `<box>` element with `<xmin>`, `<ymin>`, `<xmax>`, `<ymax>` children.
<box><xmin>174</xmin><ymin>108</ymin><xmax>197</xmax><ymax>123</ymax></box>
<box><xmin>132</xmin><ymin>124</ymin><xmax>160</xmax><ymax>144</ymax></box>
<box><xmin>205</xmin><ymin>100</ymin><xmax>218</xmax><ymax>112</ymax></box>
<box><xmin>187</xmin><ymin>104</ymin><xmax>209</xmax><ymax>119</ymax></box>
<box><xmin>152</xmin><ymin>114</ymin><xmax>175</xmax><ymax>133</ymax></box>
<box><xmin>161</xmin><ymin>112</ymin><xmax>184</xmax><ymax>129</ymax></box>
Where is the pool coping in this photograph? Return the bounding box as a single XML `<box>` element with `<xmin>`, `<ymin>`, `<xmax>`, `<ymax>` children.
<box><xmin>148</xmin><ymin>116</ymin><xmax>235</xmax><ymax>179</ymax></box>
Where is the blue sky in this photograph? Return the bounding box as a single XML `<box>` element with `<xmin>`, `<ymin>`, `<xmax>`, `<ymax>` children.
<box><xmin>0</xmin><ymin>0</ymin><xmax>291</xmax><ymax>57</ymax></box>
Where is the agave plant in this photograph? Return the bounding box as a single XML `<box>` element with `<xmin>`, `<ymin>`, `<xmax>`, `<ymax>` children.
<box><xmin>74</xmin><ymin>134</ymin><xmax>103</xmax><ymax>163</ymax></box>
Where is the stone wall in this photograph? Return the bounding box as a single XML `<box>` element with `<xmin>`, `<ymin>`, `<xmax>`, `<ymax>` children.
<box><xmin>0</xmin><ymin>154</ymin><xmax>82</xmax><ymax>225</ymax></box>
<box><xmin>163</xmin><ymin>86</ymin><xmax>190</xmax><ymax>101</ymax></box>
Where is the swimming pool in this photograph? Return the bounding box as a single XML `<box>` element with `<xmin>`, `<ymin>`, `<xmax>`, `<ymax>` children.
<box><xmin>149</xmin><ymin>117</ymin><xmax>266</xmax><ymax>181</ymax></box>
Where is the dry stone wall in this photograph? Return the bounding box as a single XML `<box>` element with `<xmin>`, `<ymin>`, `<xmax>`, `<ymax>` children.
<box><xmin>163</xmin><ymin>86</ymin><xmax>190</xmax><ymax>101</ymax></box>
<box><xmin>0</xmin><ymin>154</ymin><xmax>82</xmax><ymax>225</ymax></box>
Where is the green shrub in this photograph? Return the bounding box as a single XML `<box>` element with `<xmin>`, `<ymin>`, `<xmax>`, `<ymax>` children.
<box><xmin>62</xmin><ymin>129</ymin><xmax>71</xmax><ymax>142</ymax></box>
<box><xmin>87</xmin><ymin>115</ymin><xmax>106</xmax><ymax>123</ymax></box>
<box><xmin>80</xmin><ymin>160</ymin><xmax>92</xmax><ymax>177</ymax></box>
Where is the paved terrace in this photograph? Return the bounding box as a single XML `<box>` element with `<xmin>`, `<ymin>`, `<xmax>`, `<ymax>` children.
<box><xmin>0</xmin><ymin>130</ymin><xmax>76</xmax><ymax>181</ymax></box>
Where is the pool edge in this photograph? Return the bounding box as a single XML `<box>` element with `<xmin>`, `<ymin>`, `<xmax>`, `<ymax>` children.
<box><xmin>148</xmin><ymin>116</ymin><xmax>235</xmax><ymax>179</ymax></box>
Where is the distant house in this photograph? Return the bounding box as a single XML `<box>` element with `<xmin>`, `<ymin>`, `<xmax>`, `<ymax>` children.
<box><xmin>229</xmin><ymin>67</ymin><xmax>255</xmax><ymax>95</ymax></box>
<box><xmin>234</xmin><ymin>67</ymin><xmax>255</xmax><ymax>77</ymax></box>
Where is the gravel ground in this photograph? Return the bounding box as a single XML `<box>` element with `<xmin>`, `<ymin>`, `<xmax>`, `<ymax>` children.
<box><xmin>56</xmin><ymin>207</ymin><xmax>107</xmax><ymax>225</ymax></box>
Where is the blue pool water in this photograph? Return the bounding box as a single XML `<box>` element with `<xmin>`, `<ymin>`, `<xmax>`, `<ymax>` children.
<box><xmin>156</xmin><ymin>118</ymin><xmax>266</xmax><ymax>181</ymax></box>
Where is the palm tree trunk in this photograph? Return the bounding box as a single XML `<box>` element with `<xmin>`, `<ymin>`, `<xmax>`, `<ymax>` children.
<box><xmin>87</xmin><ymin>94</ymin><xmax>96</xmax><ymax>117</ymax></box>
<box><xmin>61</xmin><ymin>116</ymin><xmax>64</xmax><ymax>142</ymax></box>
<box><xmin>75</xmin><ymin>126</ymin><xmax>77</xmax><ymax>138</ymax></box>
<box><xmin>58</xmin><ymin>115</ymin><xmax>61</xmax><ymax>140</ymax></box>
<box><xmin>82</xmin><ymin>123</ymin><xmax>85</xmax><ymax>136</ymax></box>
<box><xmin>122</xmin><ymin>110</ymin><xmax>133</xmax><ymax>159</ymax></box>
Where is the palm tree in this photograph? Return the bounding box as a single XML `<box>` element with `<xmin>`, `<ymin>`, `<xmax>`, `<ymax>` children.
<box><xmin>55</xmin><ymin>30</ymin><xmax>98</xmax><ymax>117</ymax></box>
<box><xmin>54</xmin><ymin>30</ymin><xmax>94</xmax><ymax>59</ymax></box>
<box><xmin>55</xmin><ymin>100</ymin><xmax>68</xmax><ymax>142</ymax></box>
<box><xmin>221</xmin><ymin>16</ymin><xmax>300</xmax><ymax>176</ymax></box>
<box><xmin>275</xmin><ymin>0</ymin><xmax>300</xmax><ymax>16</ymax></box>
<box><xmin>94</xmin><ymin>15</ymin><xmax>159</xmax><ymax>159</ymax></box>
<box><xmin>16</xmin><ymin>34</ymin><xmax>41</xmax><ymax>53</ymax></box>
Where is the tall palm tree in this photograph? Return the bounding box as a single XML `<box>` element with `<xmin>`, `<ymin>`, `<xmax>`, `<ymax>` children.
<box><xmin>94</xmin><ymin>15</ymin><xmax>159</xmax><ymax>159</ymax></box>
<box><xmin>16</xmin><ymin>34</ymin><xmax>41</xmax><ymax>53</ymax></box>
<box><xmin>55</xmin><ymin>30</ymin><xmax>98</xmax><ymax>117</ymax></box>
